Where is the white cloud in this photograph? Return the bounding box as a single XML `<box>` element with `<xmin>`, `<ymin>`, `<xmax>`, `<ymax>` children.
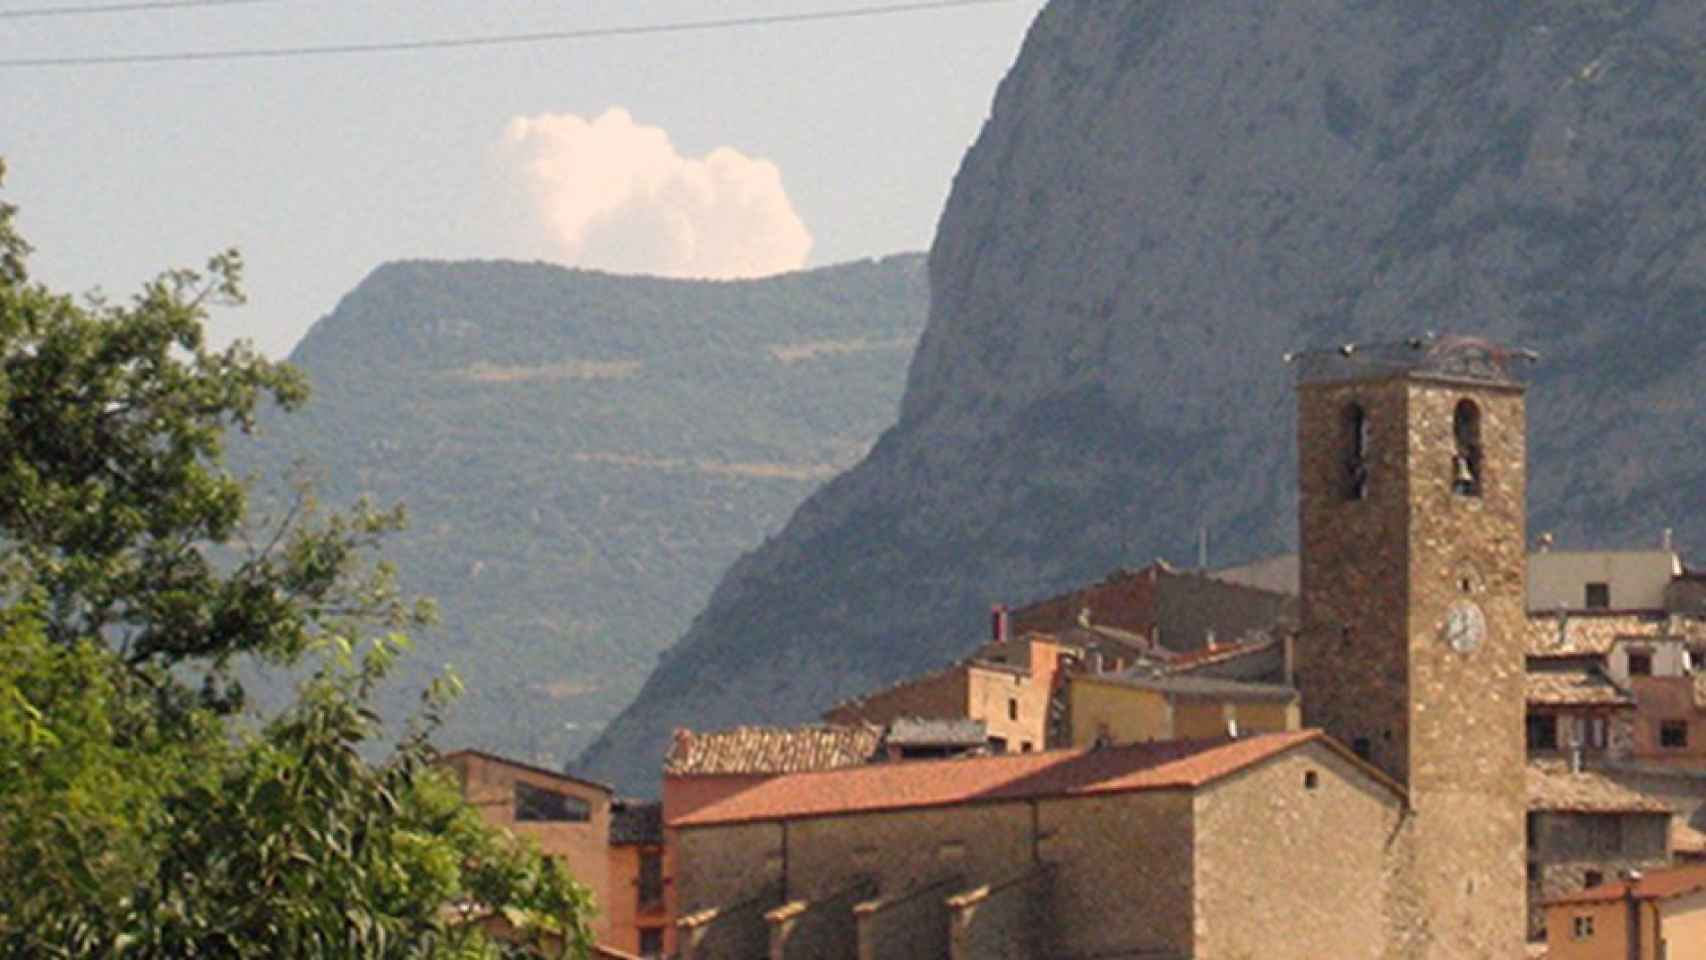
<box><xmin>500</xmin><ymin>108</ymin><xmax>813</xmax><ymax>279</ymax></box>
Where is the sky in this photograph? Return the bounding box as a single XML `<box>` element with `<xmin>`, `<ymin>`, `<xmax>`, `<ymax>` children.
<box><xmin>0</xmin><ymin>0</ymin><xmax>1046</xmax><ymax>358</ymax></box>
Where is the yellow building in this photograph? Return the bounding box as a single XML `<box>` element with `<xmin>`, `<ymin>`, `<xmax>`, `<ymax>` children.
<box><xmin>1544</xmin><ymin>864</ymin><xmax>1706</xmax><ymax>959</ymax></box>
<box><xmin>1065</xmin><ymin>672</ymin><xmax>1299</xmax><ymax>747</ymax></box>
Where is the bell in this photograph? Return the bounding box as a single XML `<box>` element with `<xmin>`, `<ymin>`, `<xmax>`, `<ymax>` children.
<box><xmin>1453</xmin><ymin>455</ymin><xmax>1476</xmax><ymax>489</ymax></box>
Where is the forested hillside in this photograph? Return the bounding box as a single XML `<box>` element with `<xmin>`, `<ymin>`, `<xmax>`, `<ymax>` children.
<box><xmin>231</xmin><ymin>255</ymin><xmax>929</xmax><ymax>766</ymax></box>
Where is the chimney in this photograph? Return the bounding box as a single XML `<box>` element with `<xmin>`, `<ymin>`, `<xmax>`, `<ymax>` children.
<box><xmin>1205</xmin><ymin>628</ymin><xmax>1218</xmax><ymax>651</ymax></box>
<box><xmin>1282</xmin><ymin>631</ymin><xmax>1297</xmax><ymax>688</ymax></box>
<box><xmin>1663</xmin><ymin>527</ymin><xmax>1674</xmax><ymax>552</ymax></box>
<box><xmin>991</xmin><ymin>604</ymin><xmax>1010</xmax><ymax>645</ymax></box>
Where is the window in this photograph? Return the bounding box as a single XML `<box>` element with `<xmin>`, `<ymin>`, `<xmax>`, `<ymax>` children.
<box><xmin>1020</xmin><ymin>741</ymin><xmax>1033</xmax><ymax>753</ymax></box>
<box><xmin>638</xmin><ymin>926</ymin><xmax>664</xmax><ymax>958</ymax></box>
<box><xmin>1526</xmin><ymin>714</ymin><xmax>1558</xmax><ymax>751</ymax></box>
<box><xmin>1304</xmin><ymin>770</ymin><xmax>1319</xmax><ymax>790</ymax></box>
<box><xmin>1587</xmin><ymin>716</ymin><xmax>1608</xmax><ymax>750</ymax></box>
<box><xmin>1008</xmin><ymin>698</ymin><xmax>1018</xmax><ymax>721</ymax></box>
<box><xmin>1572</xmin><ymin>915</ymin><xmax>1594</xmax><ymax>940</ymax></box>
<box><xmin>1344</xmin><ymin>403</ymin><xmax>1370</xmax><ymax>500</ymax></box>
<box><xmin>1452</xmin><ymin>400</ymin><xmax>1482</xmax><ymax>496</ymax></box>
<box><xmin>1586</xmin><ymin>582</ymin><xmax>1611</xmax><ymax>609</ymax></box>
<box><xmin>988</xmin><ymin>736</ymin><xmax>1008</xmax><ymax>754</ymax></box>
<box><xmin>1584</xmin><ymin>870</ymin><xmax>1603</xmax><ymax>888</ymax></box>
<box><xmin>637</xmin><ymin>849</ymin><xmax>664</xmax><ymax>911</ymax></box>
<box><xmin>513</xmin><ymin>782</ymin><xmax>590</xmax><ymax>823</ymax></box>
<box><xmin>1628</xmin><ymin>651</ymin><xmax>1652</xmax><ymax>676</ymax></box>
<box><xmin>1662</xmin><ymin>720</ymin><xmax>1688</xmax><ymax>749</ymax></box>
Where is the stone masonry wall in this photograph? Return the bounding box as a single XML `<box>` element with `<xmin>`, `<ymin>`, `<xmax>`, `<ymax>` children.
<box><xmin>853</xmin><ymin>875</ymin><xmax>962</xmax><ymax>960</ymax></box>
<box><xmin>946</xmin><ymin>867</ymin><xmax>1053</xmax><ymax>960</ymax></box>
<box><xmin>1192</xmin><ymin>742</ymin><xmax>1403</xmax><ymax>960</ymax></box>
<box><xmin>1298</xmin><ymin>371</ymin><xmax>1529</xmax><ymax>960</ymax></box>
<box><xmin>1297</xmin><ymin>378</ymin><xmax>1413</xmax><ymax>783</ymax></box>
<box><xmin>767</xmin><ymin>879</ymin><xmax>872</xmax><ymax>960</ymax></box>
<box><xmin>785</xmin><ymin>803</ymin><xmax>1034</xmax><ymax>902</ymax></box>
<box><xmin>1402</xmin><ymin>379</ymin><xmax>1529</xmax><ymax>960</ymax></box>
<box><xmin>675</xmin><ymin>821</ymin><xmax>783</xmax><ymax>914</ymax></box>
<box><xmin>1036</xmin><ymin>791</ymin><xmax>1195</xmax><ymax>958</ymax></box>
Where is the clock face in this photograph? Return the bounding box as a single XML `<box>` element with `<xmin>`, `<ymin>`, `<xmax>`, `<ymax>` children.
<box><xmin>1443</xmin><ymin>600</ymin><xmax>1486</xmax><ymax>654</ymax></box>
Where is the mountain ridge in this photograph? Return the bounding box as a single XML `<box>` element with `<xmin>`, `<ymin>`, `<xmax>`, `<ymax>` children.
<box><xmin>578</xmin><ymin>0</ymin><xmax>1706</xmax><ymax>792</ymax></box>
<box><xmin>231</xmin><ymin>253</ymin><xmax>931</xmax><ymax>764</ymax></box>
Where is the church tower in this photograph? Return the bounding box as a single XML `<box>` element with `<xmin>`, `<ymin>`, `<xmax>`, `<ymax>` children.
<box><xmin>1292</xmin><ymin>336</ymin><xmax>1532</xmax><ymax>957</ymax></box>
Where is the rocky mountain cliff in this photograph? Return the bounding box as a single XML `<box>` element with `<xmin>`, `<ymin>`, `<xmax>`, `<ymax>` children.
<box><xmin>230</xmin><ymin>256</ymin><xmax>928</xmax><ymax>765</ymax></box>
<box><xmin>579</xmin><ymin>0</ymin><xmax>1706</xmax><ymax>792</ymax></box>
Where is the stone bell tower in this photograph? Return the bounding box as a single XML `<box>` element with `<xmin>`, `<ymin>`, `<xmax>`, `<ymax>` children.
<box><xmin>1291</xmin><ymin>335</ymin><xmax>1533</xmax><ymax>958</ymax></box>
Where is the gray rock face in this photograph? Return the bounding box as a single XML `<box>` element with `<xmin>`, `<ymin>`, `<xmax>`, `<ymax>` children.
<box><xmin>578</xmin><ymin>0</ymin><xmax>1706</xmax><ymax>792</ymax></box>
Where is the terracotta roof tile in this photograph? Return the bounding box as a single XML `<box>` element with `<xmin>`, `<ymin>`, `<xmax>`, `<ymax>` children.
<box><xmin>671</xmin><ymin>731</ymin><xmax>1383</xmax><ymax>827</ymax></box>
<box><xmin>1674</xmin><ymin>822</ymin><xmax>1706</xmax><ymax>855</ymax></box>
<box><xmin>1543</xmin><ymin>863</ymin><xmax>1706</xmax><ymax>906</ymax></box>
<box><xmin>1525</xmin><ymin>668</ymin><xmax>1634</xmax><ymax>707</ymax></box>
<box><xmin>1527</xmin><ymin>760</ymin><xmax>1672</xmax><ymax>814</ymax></box>
<box><xmin>1526</xmin><ymin>612</ymin><xmax>1706</xmax><ymax>658</ymax></box>
<box><xmin>664</xmin><ymin>724</ymin><xmax>881</xmax><ymax>776</ymax></box>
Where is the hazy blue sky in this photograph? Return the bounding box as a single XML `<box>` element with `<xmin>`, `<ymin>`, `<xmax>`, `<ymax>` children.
<box><xmin>1</xmin><ymin>0</ymin><xmax>1045</xmax><ymax>357</ymax></box>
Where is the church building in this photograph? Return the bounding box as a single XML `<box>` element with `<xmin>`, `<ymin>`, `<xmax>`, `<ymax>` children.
<box><xmin>667</xmin><ymin>335</ymin><xmax>1535</xmax><ymax>959</ymax></box>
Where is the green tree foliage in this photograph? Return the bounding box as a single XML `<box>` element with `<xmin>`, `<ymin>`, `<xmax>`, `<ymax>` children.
<box><xmin>0</xmin><ymin>159</ymin><xmax>593</xmax><ymax>958</ymax></box>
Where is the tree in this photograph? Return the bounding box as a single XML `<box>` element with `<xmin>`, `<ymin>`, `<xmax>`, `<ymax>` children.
<box><xmin>0</xmin><ymin>159</ymin><xmax>593</xmax><ymax>957</ymax></box>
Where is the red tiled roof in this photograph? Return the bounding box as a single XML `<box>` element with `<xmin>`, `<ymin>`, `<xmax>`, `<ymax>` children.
<box><xmin>663</xmin><ymin>724</ymin><xmax>882</xmax><ymax>776</ymax></box>
<box><xmin>1012</xmin><ymin>565</ymin><xmax>1162</xmax><ymax>637</ymax></box>
<box><xmin>1543</xmin><ymin>863</ymin><xmax>1706</xmax><ymax>906</ymax></box>
<box><xmin>671</xmin><ymin>730</ymin><xmax>1391</xmax><ymax>827</ymax></box>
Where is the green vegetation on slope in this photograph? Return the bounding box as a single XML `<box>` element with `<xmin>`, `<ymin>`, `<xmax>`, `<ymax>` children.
<box><xmin>231</xmin><ymin>256</ymin><xmax>930</xmax><ymax>769</ymax></box>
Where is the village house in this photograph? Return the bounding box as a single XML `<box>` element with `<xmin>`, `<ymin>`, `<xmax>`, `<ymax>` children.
<box><xmin>1542</xmin><ymin>863</ymin><xmax>1706</xmax><ymax>959</ymax></box>
<box><xmin>439</xmin><ymin>749</ymin><xmax>666</xmax><ymax>953</ymax></box>
<box><xmin>1009</xmin><ymin>560</ymin><xmax>1296</xmax><ymax>654</ymax></box>
<box><xmin>1525</xmin><ymin>760</ymin><xmax>1673</xmax><ymax>939</ymax></box>
<box><xmin>1063</xmin><ymin>672</ymin><xmax>1299</xmax><ymax>747</ymax></box>
<box><xmin>821</xmin><ymin>633</ymin><xmax>1067</xmax><ymax>754</ymax></box>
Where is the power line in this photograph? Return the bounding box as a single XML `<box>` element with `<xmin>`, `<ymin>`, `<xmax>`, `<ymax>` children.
<box><xmin>0</xmin><ymin>0</ymin><xmax>271</xmax><ymax>20</ymax></box>
<box><xmin>0</xmin><ymin>0</ymin><xmax>1015</xmax><ymax>68</ymax></box>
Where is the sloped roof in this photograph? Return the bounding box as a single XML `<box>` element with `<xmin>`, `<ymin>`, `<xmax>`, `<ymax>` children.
<box><xmin>1084</xmin><ymin>672</ymin><xmax>1298</xmax><ymax>704</ymax></box>
<box><xmin>437</xmin><ymin>748</ymin><xmax>614</xmax><ymax>795</ymax></box>
<box><xmin>1525</xmin><ymin>612</ymin><xmax>1706</xmax><ymax>658</ymax></box>
<box><xmin>822</xmin><ymin>661</ymin><xmax>970</xmax><ymax>722</ymax></box>
<box><xmin>672</xmin><ymin>731</ymin><xmax>1395</xmax><ymax>827</ymax></box>
<box><xmin>1543</xmin><ymin>863</ymin><xmax>1706</xmax><ymax>906</ymax></box>
<box><xmin>664</xmin><ymin>724</ymin><xmax>881</xmax><ymax>776</ymax></box>
<box><xmin>884</xmin><ymin>716</ymin><xmax>987</xmax><ymax>746</ymax></box>
<box><xmin>1164</xmin><ymin>636</ymin><xmax>1280</xmax><ymax>675</ymax></box>
<box><xmin>1527</xmin><ymin>761</ymin><xmax>1671</xmax><ymax>814</ymax></box>
<box><xmin>1525</xmin><ymin>668</ymin><xmax>1634</xmax><ymax>707</ymax></box>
